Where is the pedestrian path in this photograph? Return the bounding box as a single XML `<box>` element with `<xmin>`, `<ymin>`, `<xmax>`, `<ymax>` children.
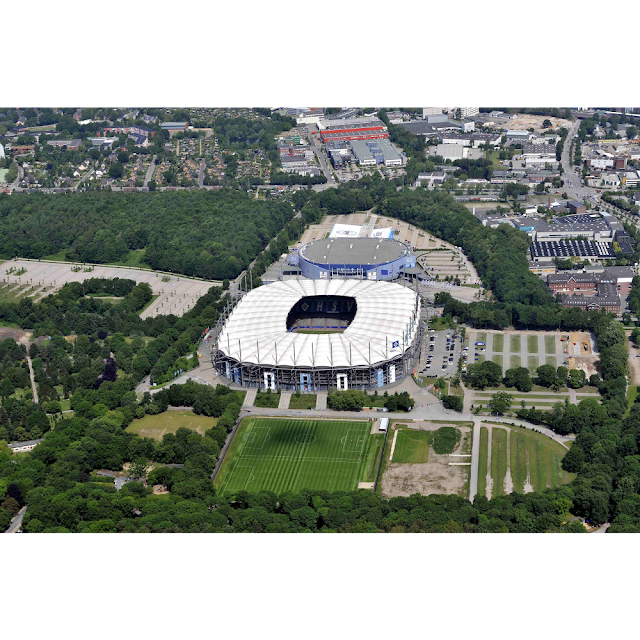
<box><xmin>278</xmin><ymin>392</ymin><xmax>291</xmax><ymax>409</ymax></box>
<box><xmin>316</xmin><ymin>391</ymin><xmax>327</xmax><ymax>410</ymax></box>
<box><xmin>242</xmin><ymin>388</ymin><xmax>257</xmax><ymax>408</ymax></box>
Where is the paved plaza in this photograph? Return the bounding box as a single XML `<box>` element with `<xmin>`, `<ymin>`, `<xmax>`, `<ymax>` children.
<box><xmin>0</xmin><ymin>259</ymin><xmax>221</xmax><ymax>318</ymax></box>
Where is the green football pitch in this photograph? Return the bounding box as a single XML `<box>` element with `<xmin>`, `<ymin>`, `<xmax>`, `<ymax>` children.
<box><xmin>215</xmin><ymin>418</ymin><xmax>379</xmax><ymax>495</ymax></box>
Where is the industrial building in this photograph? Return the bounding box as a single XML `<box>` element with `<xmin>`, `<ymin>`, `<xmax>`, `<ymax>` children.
<box><xmin>522</xmin><ymin>144</ymin><xmax>557</xmax><ymax>166</ymax></box>
<box><xmin>318</xmin><ymin>116</ymin><xmax>388</xmax><ymax>143</ymax></box>
<box><xmin>350</xmin><ymin>139</ymin><xmax>402</xmax><ymax>167</ymax></box>
<box><xmin>439</xmin><ymin>132</ymin><xmax>501</xmax><ymax>147</ymax></box>
<box><xmin>530</xmin><ymin>240</ymin><xmax>617</xmax><ymax>262</ymax></box>
<box><xmin>159</xmin><ymin>122</ymin><xmax>188</xmax><ymax>132</ymax></box>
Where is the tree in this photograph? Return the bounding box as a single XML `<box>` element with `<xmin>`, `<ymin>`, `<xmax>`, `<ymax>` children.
<box><xmin>442</xmin><ymin>395</ymin><xmax>463</xmax><ymax>411</ymax></box>
<box><xmin>117</xmin><ymin>151</ymin><xmax>129</xmax><ymax>164</ymax></box>
<box><xmin>1</xmin><ymin>497</ymin><xmax>20</xmax><ymax>517</ymax></box>
<box><xmin>536</xmin><ymin>364</ymin><xmax>557</xmax><ymax>388</ymax></box>
<box><xmin>503</xmin><ymin>367</ymin><xmax>533</xmax><ymax>392</ymax></box>
<box><xmin>148</xmin><ymin>180</ymin><xmax>156</xmax><ymax>191</ymax></box>
<box><xmin>542</xmin><ymin>119</ymin><xmax>552</xmax><ymax>129</ymax></box>
<box><xmin>488</xmin><ymin>391</ymin><xmax>513</xmax><ymax>415</ymax></box>
<box><xmin>108</xmin><ymin>162</ymin><xmax>124</xmax><ymax>178</ymax></box>
<box><xmin>129</xmin><ymin>458</ymin><xmax>149</xmax><ymax>480</ymax></box>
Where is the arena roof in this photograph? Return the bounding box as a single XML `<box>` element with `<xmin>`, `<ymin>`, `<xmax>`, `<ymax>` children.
<box><xmin>300</xmin><ymin>237</ymin><xmax>409</xmax><ymax>266</ymax></box>
<box><xmin>216</xmin><ymin>279</ymin><xmax>419</xmax><ymax>368</ymax></box>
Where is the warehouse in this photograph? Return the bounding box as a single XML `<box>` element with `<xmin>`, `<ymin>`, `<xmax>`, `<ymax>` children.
<box><xmin>530</xmin><ymin>240</ymin><xmax>617</xmax><ymax>262</ymax></box>
<box><xmin>350</xmin><ymin>139</ymin><xmax>402</xmax><ymax>166</ymax></box>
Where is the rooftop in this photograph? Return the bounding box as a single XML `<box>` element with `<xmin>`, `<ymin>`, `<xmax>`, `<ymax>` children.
<box><xmin>300</xmin><ymin>237</ymin><xmax>410</xmax><ymax>266</ymax></box>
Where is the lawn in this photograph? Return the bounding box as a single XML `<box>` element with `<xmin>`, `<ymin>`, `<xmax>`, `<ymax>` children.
<box><xmin>254</xmin><ymin>391</ymin><xmax>281</xmax><ymax>408</ymax></box>
<box><xmin>476</xmin><ymin>331</ymin><xmax>487</xmax><ymax>344</ymax></box>
<box><xmin>490</xmin><ymin>354</ymin><xmax>503</xmax><ymax>369</ymax></box>
<box><xmin>527</xmin><ymin>356</ymin><xmax>539</xmax><ymax>373</ymax></box>
<box><xmin>492</xmin><ymin>333</ymin><xmax>504</xmax><ymax>353</ymax></box>
<box><xmin>429</xmin><ymin>316</ymin><xmax>451</xmax><ymax>331</ymax></box>
<box><xmin>527</xmin><ymin>335</ymin><xmax>539</xmax><ymax>353</ymax></box>
<box><xmin>474</xmin><ymin>392</ymin><xmax>569</xmax><ymax>401</ymax></box>
<box><xmin>509</xmin><ymin>334</ymin><xmax>521</xmax><ymax>352</ymax></box>
<box><xmin>544</xmin><ymin>335</ymin><xmax>557</xmax><ymax>355</ymax></box>
<box><xmin>487</xmin><ymin>149</ymin><xmax>504</xmax><ymax>170</ymax></box>
<box><xmin>215</xmin><ymin>417</ymin><xmax>378</xmax><ymax>495</ymax></box>
<box><xmin>289</xmin><ymin>393</ymin><xmax>317</xmax><ymax>410</ymax></box>
<box><xmin>491</xmin><ymin>427</ymin><xmax>508</xmax><ymax>497</ymax></box>
<box><xmin>113</xmin><ymin>249</ymin><xmax>148</xmax><ymax>268</ymax></box>
<box><xmin>488</xmin><ymin>424</ymin><xmax>575</xmax><ymax>494</ymax></box>
<box><xmin>478</xmin><ymin>427</ymin><xmax>489</xmax><ymax>496</ymax></box>
<box><xmin>0</xmin><ymin>284</ymin><xmax>28</xmax><ymax>304</ymax></box>
<box><xmin>42</xmin><ymin>249</ymin><xmax>68</xmax><ymax>261</ymax></box>
<box><xmin>510</xmin><ymin>355</ymin><xmax>522</xmax><ymax>369</ymax></box>
<box><xmin>392</xmin><ymin>429</ymin><xmax>431</xmax><ymax>463</ymax></box>
<box><xmin>125</xmin><ymin>410</ymin><xmax>218</xmax><ymax>440</ymax></box>
<box><xmin>626</xmin><ymin>386</ymin><xmax>638</xmax><ymax>418</ymax></box>
<box><xmin>545</xmin><ymin>356</ymin><xmax>560</xmax><ymax>367</ymax></box>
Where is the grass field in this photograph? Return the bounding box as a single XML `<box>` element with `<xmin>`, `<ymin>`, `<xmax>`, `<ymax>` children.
<box><xmin>491</xmin><ymin>354</ymin><xmax>503</xmax><ymax>368</ymax></box>
<box><xmin>478</xmin><ymin>425</ymin><xmax>575</xmax><ymax>497</ymax></box>
<box><xmin>527</xmin><ymin>356</ymin><xmax>539</xmax><ymax>373</ymax></box>
<box><xmin>126</xmin><ymin>410</ymin><xmax>218</xmax><ymax>440</ymax></box>
<box><xmin>0</xmin><ymin>284</ymin><xmax>34</xmax><ymax>304</ymax></box>
<box><xmin>626</xmin><ymin>386</ymin><xmax>638</xmax><ymax>418</ymax></box>
<box><xmin>510</xmin><ymin>355</ymin><xmax>522</xmax><ymax>369</ymax></box>
<box><xmin>289</xmin><ymin>393</ymin><xmax>317</xmax><ymax>410</ymax></box>
<box><xmin>492</xmin><ymin>334</ymin><xmax>504</xmax><ymax>352</ymax></box>
<box><xmin>476</xmin><ymin>331</ymin><xmax>487</xmax><ymax>344</ymax></box>
<box><xmin>478</xmin><ymin>427</ymin><xmax>489</xmax><ymax>498</ymax></box>
<box><xmin>527</xmin><ymin>335</ymin><xmax>539</xmax><ymax>353</ymax></box>
<box><xmin>490</xmin><ymin>428</ymin><xmax>508</xmax><ymax>497</ymax></box>
<box><xmin>215</xmin><ymin>417</ymin><xmax>380</xmax><ymax>495</ymax></box>
<box><xmin>544</xmin><ymin>335</ymin><xmax>556</xmax><ymax>354</ymax></box>
<box><xmin>510</xmin><ymin>334</ymin><xmax>521</xmax><ymax>352</ymax></box>
<box><xmin>392</xmin><ymin>429</ymin><xmax>431</xmax><ymax>463</ymax></box>
<box><xmin>546</xmin><ymin>356</ymin><xmax>560</xmax><ymax>367</ymax></box>
<box><xmin>42</xmin><ymin>249</ymin><xmax>68</xmax><ymax>261</ymax></box>
<box><xmin>113</xmin><ymin>249</ymin><xmax>148</xmax><ymax>268</ymax></box>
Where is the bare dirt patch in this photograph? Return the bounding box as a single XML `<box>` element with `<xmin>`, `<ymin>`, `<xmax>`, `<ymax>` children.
<box><xmin>569</xmin><ymin>331</ymin><xmax>592</xmax><ymax>356</ymax></box>
<box><xmin>381</xmin><ymin>427</ymin><xmax>471</xmax><ymax>498</ymax></box>
<box><xmin>568</xmin><ymin>357</ymin><xmax>598</xmax><ymax>378</ymax></box>
<box><xmin>0</xmin><ymin>326</ymin><xmax>32</xmax><ymax>343</ymax></box>
<box><xmin>486</xmin><ymin>114</ymin><xmax>571</xmax><ymax>131</ymax></box>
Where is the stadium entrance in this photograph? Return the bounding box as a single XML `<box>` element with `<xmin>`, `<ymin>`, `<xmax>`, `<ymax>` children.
<box><xmin>286</xmin><ymin>295</ymin><xmax>357</xmax><ymax>333</ymax></box>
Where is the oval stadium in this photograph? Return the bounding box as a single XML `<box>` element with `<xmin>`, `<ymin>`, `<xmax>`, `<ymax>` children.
<box><xmin>292</xmin><ymin>236</ymin><xmax>416</xmax><ymax>281</ymax></box>
<box><xmin>212</xmin><ymin>279</ymin><xmax>421</xmax><ymax>391</ymax></box>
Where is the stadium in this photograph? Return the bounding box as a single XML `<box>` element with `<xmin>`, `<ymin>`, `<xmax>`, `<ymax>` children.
<box><xmin>289</xmin><ymin>227</ymin><xmax>416</xmax><ymax>282</ymax></box>
<box><xmin>212</xmin><ymin>278</ymin><xmax>422</xmax><ymax>391</ymax></box>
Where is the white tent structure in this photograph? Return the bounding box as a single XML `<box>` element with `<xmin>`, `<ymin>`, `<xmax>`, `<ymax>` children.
<box><xmin>213</xmin><ymin>279</ymin><xmax>421</xmax><ymax>391</ymax></box>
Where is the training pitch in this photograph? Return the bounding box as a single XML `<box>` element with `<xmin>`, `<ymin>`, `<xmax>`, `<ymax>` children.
<box><xmin>215</xmin><ymin>417</ymin><xmax>380</xmax><ymax>495</ymax></box>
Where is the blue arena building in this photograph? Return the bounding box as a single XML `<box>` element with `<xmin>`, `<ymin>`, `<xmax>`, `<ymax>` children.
<box><xmin>291</xmin><ymin>237</ymin><xmax>416</xmax><ymax>281</ymax></box>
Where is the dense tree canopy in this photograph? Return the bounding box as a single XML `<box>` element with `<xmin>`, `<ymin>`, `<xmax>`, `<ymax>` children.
<box><xmin>0</xmin><ymin>190</ymin><xmax>294</xmax><ymax>280</ymax></box>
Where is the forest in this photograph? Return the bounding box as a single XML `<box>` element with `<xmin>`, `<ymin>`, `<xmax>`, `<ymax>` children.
<box><xmin>0</xmin><ymin>190</ymin><xmax>294</xmax><ymax>281</ymax></box>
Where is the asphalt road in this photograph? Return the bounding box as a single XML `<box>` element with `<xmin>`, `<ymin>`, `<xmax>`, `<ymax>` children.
<box><xmin>5</xmin><ymin>506</ymin><xmax>27</xmax><ymax>533</ymax></box>
<box><xmin>307</xmin><ymin>125</ymin><xmax>334</xmax><ymax>184</ymax></box>
<box><xmin>198</xmin><ymin>160</ymin><xmax>205</xmax><ymax>188</ymax></box>
<box><xmin>143</xmin><ymin>155</ymin><xmax>157</xmax><ymax>186</ymax></box>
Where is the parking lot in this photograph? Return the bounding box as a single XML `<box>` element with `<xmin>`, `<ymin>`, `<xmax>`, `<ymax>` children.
<box><xmin>416</xmin><ymin>329</ymin><xmax>464</xmax><ymax>377</ymax></box>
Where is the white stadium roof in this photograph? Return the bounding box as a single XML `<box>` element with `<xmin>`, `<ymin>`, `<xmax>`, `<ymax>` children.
<box><xmin>217</xmin><ymin>279</ymin><xmax>420</xmax><ymax>368</ymax></box>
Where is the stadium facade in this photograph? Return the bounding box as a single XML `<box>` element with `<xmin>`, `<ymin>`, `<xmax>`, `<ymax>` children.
<box><xmin>211</xmin><ymin>279</ymin><xmax>422</xmax><ymax>391</ymax></box>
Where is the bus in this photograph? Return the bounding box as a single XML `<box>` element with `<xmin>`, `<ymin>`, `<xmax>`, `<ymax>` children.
<box><xmin>475</xmin><ymin>341</ymin><xmax>485</xmax><ymax>346</ymax></box>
